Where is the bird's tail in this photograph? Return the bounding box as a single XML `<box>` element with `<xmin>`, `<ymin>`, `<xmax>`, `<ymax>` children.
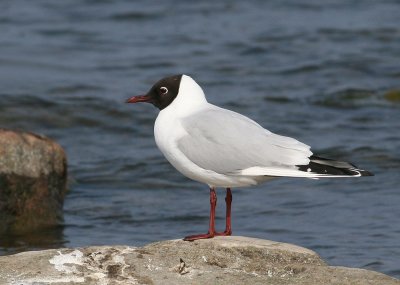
<box><xmin>297</xmin><ymin>155</ymin><xmax>374</xmax><ymax>177</ymax></box>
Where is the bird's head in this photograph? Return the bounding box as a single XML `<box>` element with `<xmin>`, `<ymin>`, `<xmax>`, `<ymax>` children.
<box><xmin>126</xmin><ymin>74</ymin><xmax>183</xmax><ymax>110</ymax></box>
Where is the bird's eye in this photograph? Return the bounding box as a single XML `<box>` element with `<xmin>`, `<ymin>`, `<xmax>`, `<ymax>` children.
<box><xmin>160</xmin><ymin>87</ymin><xmax>168</xmax><ymax>95</ymax></box>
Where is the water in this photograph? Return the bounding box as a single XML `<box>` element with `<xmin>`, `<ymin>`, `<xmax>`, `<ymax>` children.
<box><xmin>1</xmin><ymin>0</ymin><xmax>400</xmax><ymax>278</ymax></box>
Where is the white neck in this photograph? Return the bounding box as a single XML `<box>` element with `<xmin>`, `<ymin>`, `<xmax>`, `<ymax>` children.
<box><xmin>161</xmin><ymin>75</ymin><xmax>208</xmax><ymax>117</ymax></box>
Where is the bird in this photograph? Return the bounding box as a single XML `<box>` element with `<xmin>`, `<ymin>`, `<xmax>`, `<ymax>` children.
<box><xmin>126</xmin><ymin>74</ymin><xmax>373</xmax><ymax>241</ymax></box>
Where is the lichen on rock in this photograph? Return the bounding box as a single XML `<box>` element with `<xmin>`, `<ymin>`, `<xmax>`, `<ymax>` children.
<box><xmin>0</xmin><ymin>236</ymin><xmax>398</xmax><ymax>285</ymax></box>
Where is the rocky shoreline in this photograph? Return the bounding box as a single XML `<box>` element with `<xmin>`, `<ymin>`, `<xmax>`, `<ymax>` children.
<box><xmin>0</xmin><ymin>236</ymin><xmax>398</xmax><ymax>285</ymax></box>
<box><xmin>0</xmin><ymin>130</ymin><xmax>398</xmax><ymax>284</ymax></box>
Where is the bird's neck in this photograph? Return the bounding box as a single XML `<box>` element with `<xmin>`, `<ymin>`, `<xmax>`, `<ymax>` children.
<box><xmin>160</xmin><ymin>75</ymin><xmax>208</xmax><ymax>117</ymax></box>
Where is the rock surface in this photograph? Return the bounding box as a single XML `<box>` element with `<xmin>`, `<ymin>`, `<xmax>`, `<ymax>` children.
<box><xmin>0</xmin><ymin>236</ymin><xmax>398</xmax><ymax>285</ymax></box>
<box><xmin>0</xmin><ymin>129</ymin><xmax>67</xmax><ymax>234</ymax></box>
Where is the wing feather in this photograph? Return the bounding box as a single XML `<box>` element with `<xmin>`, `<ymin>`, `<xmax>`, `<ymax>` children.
<box><xmin>177</xmin><ymin>107</ymin><xmax>312</xmax><ymax>175</ymax></box>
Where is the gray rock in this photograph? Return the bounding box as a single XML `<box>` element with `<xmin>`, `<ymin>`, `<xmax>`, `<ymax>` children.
<box><xmin>0</xmin><ymin>236</ymin><xmax>398</xmax><ymax>285</ymax></box>
<box><xmin>0</xmin><ymin>129</ymin><xmax>67</xmax><ymax>234</ymax></box>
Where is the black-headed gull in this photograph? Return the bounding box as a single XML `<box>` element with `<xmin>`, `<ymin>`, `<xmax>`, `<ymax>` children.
<box><xmin>126</xmin><ymin>74</ymin><xmax>373</xmax><ymax>241</ymax></box>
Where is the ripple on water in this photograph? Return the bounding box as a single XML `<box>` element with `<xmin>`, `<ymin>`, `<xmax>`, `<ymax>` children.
<box><xmin>308</xmin><ymin>88</ymin><xmax>400</xmax><ymax>109</ymax></box>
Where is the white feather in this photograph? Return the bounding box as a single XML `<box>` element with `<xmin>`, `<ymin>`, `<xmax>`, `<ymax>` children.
<box><xmin>237</xmin><ymin>166</ymin><xmax>361</xmax><ymax>178</ymax></box>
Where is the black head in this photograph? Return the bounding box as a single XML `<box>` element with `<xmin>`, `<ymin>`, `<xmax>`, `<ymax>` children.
<box><xmin>126</xmin><ymin>74</ymin><xmax>183</xmax><ymax>110</ymax></box>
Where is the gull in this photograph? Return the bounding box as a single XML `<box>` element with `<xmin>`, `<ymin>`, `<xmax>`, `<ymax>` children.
<box><xmin>126</xmin><ymin>74</ymin><xmax>373</xmax><ymax>241</ymax></box>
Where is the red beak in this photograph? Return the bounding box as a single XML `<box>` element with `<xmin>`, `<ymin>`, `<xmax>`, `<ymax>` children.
<box><xmin>126</xmin><ymin>94</ymin><xmax>153</xmax><ymax>103</ymax></box>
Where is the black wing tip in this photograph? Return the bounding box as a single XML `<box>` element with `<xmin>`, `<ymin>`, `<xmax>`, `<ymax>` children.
<box><xmin>298</xmin><ymin>155</ymin><xmax>374</xmax><ymax>177</ymax></box>
<box><xmin>345</xmin><ymin>168</ymin><xmax>374</xmax><ymax>177</ymax></box>
<box><xmin>358</xmin><ymin>169</ymin><xmax>374</xmax><ymax>177</ymax></box>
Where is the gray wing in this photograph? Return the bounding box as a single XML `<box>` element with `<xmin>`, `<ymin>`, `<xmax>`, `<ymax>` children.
<box><xmin>177</xmin><ymin>107</ymin><xmax>312</xmax><ymax>175</ymax></box>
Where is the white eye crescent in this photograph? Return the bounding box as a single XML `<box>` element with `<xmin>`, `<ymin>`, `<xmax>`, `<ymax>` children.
<box><xmin>160</xmin><ymin>87</ymin><xmax>168</xmax><ymax>94</ymax></box>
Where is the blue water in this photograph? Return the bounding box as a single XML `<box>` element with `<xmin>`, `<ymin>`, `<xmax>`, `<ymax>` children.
<box><xmin>1</xmin><ymin>0</ymin><xmax>400</xmax><ymax>278</ymax></box>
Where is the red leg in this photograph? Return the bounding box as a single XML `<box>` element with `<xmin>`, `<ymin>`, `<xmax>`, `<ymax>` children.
<box><xmin>184</xmin><ymin>188</ymin><xmax>217</xmax><ymax>241</ymax></box>
<box><xmin>216</xmin><ymin>188</ymin><xmax>232</xmax><ymax>236</ymax></box>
